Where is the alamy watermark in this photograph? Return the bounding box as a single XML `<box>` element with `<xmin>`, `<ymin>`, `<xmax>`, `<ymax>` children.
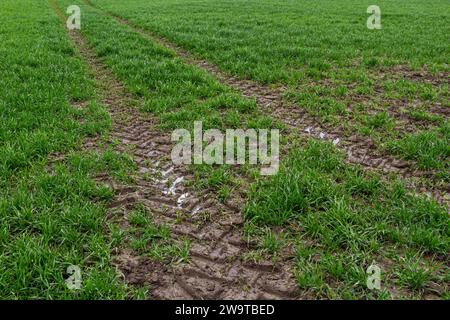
<box><xmin>66</xmin><ymin>5</ymin><xmax>81</xmax><ymax>30</ymax></box>
<box><xmin>65</xmin><ymin>265</ymin><xmax>82</xmax><ymax>290</ymax></box>
<box><xmin>367</xmin><ymin>5</ymin><xmax>381</xmax><ymax>29</ymax></box>
<box><xmin>366</xmin><ymin>264</ymin><xmax>381</xmax><ymax>290</ymax></box>
<box><xmin>171</xmin><ymin>122</ymin><xmax>280</xmax><ymax>175</ymax></box>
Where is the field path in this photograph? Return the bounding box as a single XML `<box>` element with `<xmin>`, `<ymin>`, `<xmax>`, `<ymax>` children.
<box><xmin>51</xmin><ymin>0</ymin><xmax>301</xmax><ymax>299</ymax></box>
<box><xmin>83</xmin><ymin>0</ymin><xmax>449</xmax><ymax>206</ymax></box>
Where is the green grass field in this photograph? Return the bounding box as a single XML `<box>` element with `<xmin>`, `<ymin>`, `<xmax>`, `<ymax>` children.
<box><xmin>0</xmin><ymin>0</ymin><xmax>448</xmax><ymax>300</ymax></box>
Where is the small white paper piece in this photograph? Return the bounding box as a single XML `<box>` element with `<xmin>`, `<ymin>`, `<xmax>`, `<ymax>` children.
<box><xmin>164</xmin><ymin>176</ymin><xmax>184</xmax><ymax>195</ymax></box>
<box><xmin>177</xmin><ymin>193</ymin><xmax>189</xmax><ymax>207</ymax></box>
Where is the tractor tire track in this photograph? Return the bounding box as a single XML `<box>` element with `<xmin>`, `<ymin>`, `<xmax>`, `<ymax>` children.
<box><xmin>84</xmin><ymin>0</ymin><xmax>449</xmax><ymax>206</ymax></box>
<box><xmin>52</xmin><ymin>0</ymin><xmax>301</xmax><ymax>300</ymax></box>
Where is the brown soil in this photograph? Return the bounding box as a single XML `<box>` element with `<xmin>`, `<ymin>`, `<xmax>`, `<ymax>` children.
<box><xmin>382</xmin><ymin>65</ymin><xmax>450</xmax><ymax>87</ymax></box>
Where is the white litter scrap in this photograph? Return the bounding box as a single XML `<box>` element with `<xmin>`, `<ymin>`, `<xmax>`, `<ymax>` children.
<box><xmin>319</xmin><ymin>132</ymin><xmax>326</xmax><ymax>139</ymax></box>
<box><xmin>177</xmin><ymin>192</ymin><xmax>189</xmax><ymax>207</ymax></box>
<box><xmin>164</xmin><ymin>176</ymin><xmax>184</xmax><ymax>195</ymax></box>
<box><xmin>162</xmin><ymin>167</ymin><xmax>174</xmax><ymax>177</ymax></box>
<box><xmin>332</xmin><ymin>138</ymin><xmax>340</xmax><ymax>145</ymax></box>
<box><xmin>305</xmin><ymin>127</ymin><xmax>312</xmax><ymax>134</ymax></box>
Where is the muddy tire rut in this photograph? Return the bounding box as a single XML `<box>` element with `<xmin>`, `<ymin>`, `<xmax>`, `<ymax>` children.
<box><xmin>52</xmin><ymin>0</ymin><xmax>301</xmax><ymax>299</ymax></box>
